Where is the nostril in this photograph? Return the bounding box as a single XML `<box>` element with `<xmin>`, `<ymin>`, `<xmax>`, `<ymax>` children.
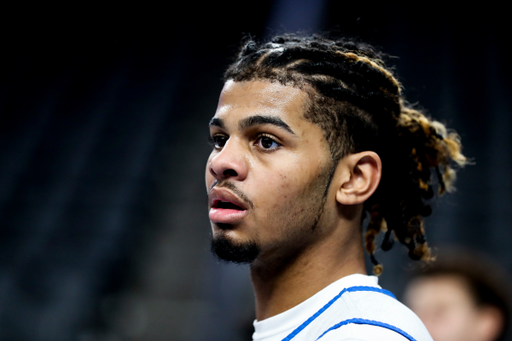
<box><xmin>223</xmin><ymin>169</ymin><xmax>238</xmax><ymax>177</ymax></box>
<box><xmin>209</xmin><ymin>165</ymin><xmax>218</xmax><ymax>176</ymax></box>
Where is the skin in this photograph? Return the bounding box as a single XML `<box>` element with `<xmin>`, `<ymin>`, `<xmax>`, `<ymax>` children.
<box><xmin>404</xmin><ymin>275</ymin><xmax>504</xmax><ymax>341</ymax></box>
<box><xmin>205</xmin><ymin>80</ymin><xmax>382</xmax><ymax>320</ymax></box>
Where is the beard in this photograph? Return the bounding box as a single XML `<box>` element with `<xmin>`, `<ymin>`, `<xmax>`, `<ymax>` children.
<box><xmin>210</xmin><ymin>233</ymin><xmax>260</xmax><ymax>264</ymax></box>
<box><xmin>208</xmin><ymin>183</ymin><xmax>326</xmax><ymax>266</ymax></box>
<box><xmin>209</xmin><ymin>161</ymin><xmax>336</xmax><ymax>266</ymax></box>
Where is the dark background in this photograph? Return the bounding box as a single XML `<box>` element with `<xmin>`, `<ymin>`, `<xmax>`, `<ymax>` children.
<box><xmin>1</xmin><ymin>1</ymin><xmax>511</xmax><ymax>340</ymax></box>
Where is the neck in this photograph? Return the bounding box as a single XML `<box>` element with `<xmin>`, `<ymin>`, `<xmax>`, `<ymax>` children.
<box><xmin>250</xmin><ymin>221</ymin><xmax>366</xmax><ymax>321</ymax></box>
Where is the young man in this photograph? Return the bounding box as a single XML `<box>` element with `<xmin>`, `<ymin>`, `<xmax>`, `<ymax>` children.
<box><xmin>205</xmin><ymin>34</ymin><xmax>466</xmax><ymax>341</ymax></box>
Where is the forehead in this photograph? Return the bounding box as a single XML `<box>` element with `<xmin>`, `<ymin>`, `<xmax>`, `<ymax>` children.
<box><xmin>408</xmin><ymin>275</ymin><xmax>475</xmax><ymax>307</ymax></box>
<box><xmin>215</xmin><ymin>80</ymin><xmax>308</xmax><ymax>123</ymax></box>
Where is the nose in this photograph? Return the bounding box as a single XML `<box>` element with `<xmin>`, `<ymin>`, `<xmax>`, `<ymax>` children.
<box><xmin>208</xmin><ymin>138</ymin><xmax>248</xmax><ymax>181</ymax></box>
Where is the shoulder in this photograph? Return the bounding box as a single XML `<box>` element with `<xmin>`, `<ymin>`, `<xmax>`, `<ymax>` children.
<box><xmin>315</xmin><ymin>283</ymin><xmax>433</xmax><ymax>341</ymax></box>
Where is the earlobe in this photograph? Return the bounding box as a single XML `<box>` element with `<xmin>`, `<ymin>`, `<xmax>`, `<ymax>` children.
<box><xmin>335</xmin><ymin>151</ymin><xmax>382</xmax><ymax>205</ymax></box>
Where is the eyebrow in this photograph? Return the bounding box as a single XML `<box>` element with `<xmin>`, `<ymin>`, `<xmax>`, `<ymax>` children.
<box><xmin>209</xmin><ymin>117</ymin><xmax>225</xmax><ymax>129</ymax></box>
<box><xmin>239</xmin><ymin>115</ymin><xmax>295</xmax><ymax>135</ymax></box>
<box><xmin>209</xmin><ymin>115</ymin><xmax>296</xmax><ymax>135</ymax></box>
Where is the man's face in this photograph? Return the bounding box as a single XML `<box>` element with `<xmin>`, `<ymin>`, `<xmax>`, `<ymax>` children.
<box><xmin>404</xmin><ymin>275</ymin><xmax>494</xmax><ymax>341</ymax></box>
<box><xmin>205</xmin><ymin>80</ymin><xmax>335</xmax><ymax>265</ymax></box>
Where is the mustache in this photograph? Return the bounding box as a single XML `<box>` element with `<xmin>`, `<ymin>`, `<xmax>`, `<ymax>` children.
<box><xmin>209</xmin><ymin>180</ymin><xmax>254</xmax><ymax>209</ymax></box>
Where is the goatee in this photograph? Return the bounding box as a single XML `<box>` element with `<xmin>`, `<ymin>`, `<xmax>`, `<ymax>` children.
<box><xmin>210</xmin><ymin>234</ymin><xmax>260</xmax><ymax>264</ymax></box>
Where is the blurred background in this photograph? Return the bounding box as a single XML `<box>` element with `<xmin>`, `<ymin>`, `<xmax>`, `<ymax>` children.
<box><xmin>1</xmin><ymin>1</ymin><xmax>511</xmax><ymax>340</ymax></box>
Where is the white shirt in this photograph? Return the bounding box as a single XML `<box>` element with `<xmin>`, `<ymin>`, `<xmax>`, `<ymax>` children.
<box><xmin>253</xmin><ymin>274</ymin><xmax>433</xmax><ymax>341</ymax></box>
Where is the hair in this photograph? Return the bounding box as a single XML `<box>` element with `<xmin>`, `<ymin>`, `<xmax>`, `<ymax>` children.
<box><xmin>223</xmin><ymin>33</ymin><xmax>467</xmax><ymax>274</ymax></box>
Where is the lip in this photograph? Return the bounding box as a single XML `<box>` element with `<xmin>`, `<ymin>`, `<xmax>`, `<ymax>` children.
<box><xmin>208</xmin><ymin>187</ymin><xmax>249</xmax><ymax>224</ymax></box>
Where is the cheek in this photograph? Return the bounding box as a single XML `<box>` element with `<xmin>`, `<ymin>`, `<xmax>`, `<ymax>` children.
<box><xmin>422</xmin><ymin>304</ymin><xmax>478</xmax><ymax>341</ymax></box>
<box><xmin>270</xmin><ymin>169</ymin><xmax>304</xmax><ymax>199</ymax></box>
<box><xmin>251</xmin><ymin>171</ymin><xmax>299</xmax><ymax>219</ymax></box>
<box><xmin>258</xmin><ymin>168</ymin><xmax>325</xmax><ymax>219</ymax></box>
<box><xmin>277</xmin><ymin>172</ymin><xmax>293</xmax><ymax>194</ymax></box>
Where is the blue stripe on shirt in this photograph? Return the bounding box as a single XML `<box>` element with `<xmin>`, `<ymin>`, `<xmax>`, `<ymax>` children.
<box><xmin>281</xmin><ymin>286</ymin><xmax>396</xmax><ymax>341</ymax></box>
<box><xmin>315</xmin><ymin>318</ymin><xmax>417</xmax><ymax>341</ymax></box>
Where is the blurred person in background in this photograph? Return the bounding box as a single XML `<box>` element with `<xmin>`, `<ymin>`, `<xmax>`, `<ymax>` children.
<box><xmin>206</xmin><ymin>33</ymin><xmax>467</xmax><ymax>341</ymax></box>
<box><xmin>404</xmin><ymin>249</ymin><xmax>511</xmax><ymax>341</ymax></box>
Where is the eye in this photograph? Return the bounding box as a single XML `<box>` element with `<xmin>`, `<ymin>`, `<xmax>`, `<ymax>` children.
<box><xmin>255</xmin><ymin>134</ymin><xmax>281</xmax><ymax>151</ymax></box>
<box><xmin>210</xmin><ymin>134</ymin><xmax>228</xmax><ymax>149</ymax></box>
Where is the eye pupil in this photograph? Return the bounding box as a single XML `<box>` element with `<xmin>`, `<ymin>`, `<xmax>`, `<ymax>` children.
<box><xmin>213</xmin><ymin>136</ymin><xmax>227</xmax><ymax>148</ymax></box>
<box><xmin>261</xmin><ymin>137</ymin><xmax>273</xmax><ymax>148</ymax></box>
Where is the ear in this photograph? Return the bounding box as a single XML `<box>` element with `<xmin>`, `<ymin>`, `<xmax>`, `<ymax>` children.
<box><xmin>334</xmin><ymin>151</ymin><xmax>382</xmax><ymax>206</ymax></box>
<box><xmin>475</xmin><ymin>306</ymin><xmax>504</xmax><ymax>341</ymax></box>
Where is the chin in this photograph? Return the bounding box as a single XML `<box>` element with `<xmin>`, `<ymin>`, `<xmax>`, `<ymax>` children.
<box><xmin>210</xmin><ymin>233</ymin><xmax>260</xmax><ymax>264</ymax></box>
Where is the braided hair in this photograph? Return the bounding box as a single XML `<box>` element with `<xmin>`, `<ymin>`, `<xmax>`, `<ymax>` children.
<box><xmin>224</xmin><ymin>33</ymin><xmax>467</xmax><ymax>274</ymax></box>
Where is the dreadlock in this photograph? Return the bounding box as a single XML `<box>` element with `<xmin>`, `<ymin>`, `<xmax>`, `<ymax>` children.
<box><xmin>224</xmin><ymin>33</ymin><xmax>467</xmax><ymax>275</ymax></box>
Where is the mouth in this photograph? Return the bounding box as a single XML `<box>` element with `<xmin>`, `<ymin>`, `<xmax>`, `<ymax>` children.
<box><xmin>212</xmin><ymin>199</ymin><xmax>245</xmax><ymax>211</ymax></box>
<box><xmin>208</xmin><ymin>190</ymin><xmax>249</xmax><ymax>224</ymax></box>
